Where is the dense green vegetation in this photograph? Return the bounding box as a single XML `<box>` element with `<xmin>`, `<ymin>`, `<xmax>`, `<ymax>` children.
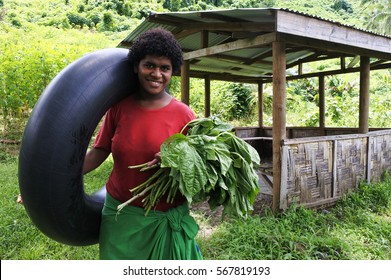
<box><xmin>1</xmin><ymin>0</ymin><xmax>390</xmax><ymax>140</ymax></box>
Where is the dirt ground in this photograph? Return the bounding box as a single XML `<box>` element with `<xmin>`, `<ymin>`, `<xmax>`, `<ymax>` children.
<box><xmin>191</xmin><ymin>191</ymin><xmax>273</xmax><ymax>237</ymax></box>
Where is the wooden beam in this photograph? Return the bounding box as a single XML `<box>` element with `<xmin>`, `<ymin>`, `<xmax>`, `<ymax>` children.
<box><xmin>183</xmin><ymin>32</ymin><xmax>276</xmax><ymax>60</ymax></box>
<box><xmin>179</xmin><ymin>70</ymin><xmax>270</xmax><ymax>83</ymax></box>
<box><xmin>202</xmin><ymin>31</ymin><xmax>210</xmax><ymax>117</ymax></box>
<box><xmin>258</xmin><ymin>81</ymin><xmax>264</xmax><ymax>128</ymax></box>
<box><xmin>277</xmin><ymin>10</ymin><xmax>391</xmax><ymax>58</ymax></box>
<box><xmin>340</xmin><ymin>56</ymin><xmax>346</xmax><ymax>70</ymax></box>
<box><xmin>319</xmin><ymin>75</ymin><xmax>325</xmax><ymax>135</ymax></box>
<box><xmin>201</xmin><ymin>30</ymin><xmax>209</xmax><ymax>48</ymax></box>
<box><xmin>205</xmin><ymin>76</ymin><xmax>211</xmax><ymax>117</ymax></box>
<box><xmin>262</xmin><ymin>62</ymin><xmax>391</xmax><ymax>83</ymax></box>
<box><xmin>190</xmin><ymin>56</ymin><xmax>272</xmax><ymax>73</ymax></box>
<box><xmin>359</xmin><ymin>56</ymin><xmax>370</xmax><ymax>134</ymax></box>
<box><xmin>189</xmin><ymin>63</ymin><xmax>270</xmax><ymax>78</ymax></box>
<box><xmin>184</xmin><ymin>51</ymin><xmax>271</xmax><ymax>66</ymax></box>
<box><xmin>272</xmin><ymin>38</ymin><xmax>286</xmax><ymax>213</ymax></box>
<box><xmin>181</xmin><ymin>60</ymin><xmax>190</xmax><ymax>105</ymax></box>
<box><xmin>347</xmin><ymin>55</ymin><xmax>360</xmax><ymax>68</ymax></box>
<box><xmin>283</xmin><ymin>33</ymin><xmax>391</xmax><ymax>60</ymax></box>
<box><xmin>179</xmin><ymin>22</ymin><xmax>275</xmax><ymax>33</ymax></box>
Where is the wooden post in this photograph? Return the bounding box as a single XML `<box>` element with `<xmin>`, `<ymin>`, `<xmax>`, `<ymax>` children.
<box><xmin>359</xmin><ymin>56</ymin><xmax>370</xmax><ymax>134</ymax></box>
<box><xmin>205</xmin><ymin>75</ymin><xmax>211</xmax><ymax>117</ymax></box>
<box><xmin>319</xmin><ymin>75</ymin><xmax>325</xmax><ymax>135</ymax></box>
<box><xmin>181</xmin><ymin>60</ymin><xmax>190</xmax><ymax>105</ymax></box>
<box><xmin>202</xmin><ymin>31</ymin><xmax>210</xmax><ymax>117</ymax></box>
<box><xmin>272</xmin><ymin>39</ymin><xmax>286</xmax><ymax>213</ymax></box>
<box><xmin>258</xmin><ymin>81</ymin><xmax>264</xmax><ymax>128</ymax></box>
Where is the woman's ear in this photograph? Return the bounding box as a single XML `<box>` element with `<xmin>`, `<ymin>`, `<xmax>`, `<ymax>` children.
<box><xmin>133</xmin><ymin>65</ymin><xmax>138</xmax><ymax>73</ymax></box>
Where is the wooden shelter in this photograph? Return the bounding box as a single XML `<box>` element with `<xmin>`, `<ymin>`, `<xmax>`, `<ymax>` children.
<box><xmin>118</xmin><ymin>8</ymin><xmax>391</xmax><ymax>212</ymax></box>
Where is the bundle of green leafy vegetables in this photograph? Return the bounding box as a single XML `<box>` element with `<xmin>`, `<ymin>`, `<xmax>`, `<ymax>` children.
<box><xmin>117</xmin><ymin>116</ymin><xmax>261</xmax><ymax>218</ymax></box>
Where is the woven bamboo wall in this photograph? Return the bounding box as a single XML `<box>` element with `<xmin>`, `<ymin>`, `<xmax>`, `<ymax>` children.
<box><xmin>280</xmin><ymin>130</ymin><xmax>391</xmax><ymax>210</ymax></box>
<box><xmin>369</xmin><ymin>132</ymin><xmax>391</xmax><ymax>182</ymax></box>
<box><xmin>280</xmin><ymin>140</ymin><xmax>335</xmax><ymax>209</ymax></box>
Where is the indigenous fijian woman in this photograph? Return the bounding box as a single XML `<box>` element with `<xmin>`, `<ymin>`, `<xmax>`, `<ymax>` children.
<box><xmin>83</xmin><ymin>28</ymin><xmax>202</xmax><ymax>260</ymax></box>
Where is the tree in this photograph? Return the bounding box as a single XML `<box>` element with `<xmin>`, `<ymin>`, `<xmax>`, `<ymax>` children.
<box><xmin>67</xmin><ymin>12</ymin><xmax>89</xmax><ymax>28</ymax></box>
<box><xmin>102</xmin><ymin>11</ymin><xmax>114</xmax><ymax>30</ymax></box>
<box><xmin>222</xmin><ymin>83</ymin><xmax>256</xmax><ymax>120</ymax></box>
<box><xmin>360</xmin><ymin>0</ymin><xmax>391</xmax><ymax>35</ymax></box>
<box><xmin>331</xmin><ymin>0</ymin><xmax>353</xmax><ymax>13</ymax></box>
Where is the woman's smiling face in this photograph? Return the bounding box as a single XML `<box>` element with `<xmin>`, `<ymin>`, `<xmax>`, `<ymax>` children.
<box><xmin>135</xmin><ymin>55</ymin><xmax>173</xmax><ymax>96</ymax></box>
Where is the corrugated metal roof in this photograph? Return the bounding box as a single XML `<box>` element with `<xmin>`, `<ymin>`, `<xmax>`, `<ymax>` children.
<box><xmin>118</xmin><ymin>8</ymin><xmax>391</xmax><ymax>83</ymax></box>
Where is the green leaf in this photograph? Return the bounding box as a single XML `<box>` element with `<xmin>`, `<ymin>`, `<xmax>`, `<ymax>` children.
<box><xmin>218</xmin><ymin>132</ymin><xmax>261</xmax><ymax>167</ymax></box>
<box><xmin>205</xmin><ymin>163</ymin><xmax>219</xmax><ymax>191</ymax></box>
<box><xmin>160</xmin><ymin>133</ymin><xmax>188</xmax><ymax>169</ymax></box>
<box><xmin>186</xmin><ymin>116</ymin><xmax>234</xmax><ymax>136</ymax></box>
<box><xmin>178</xmin><ymin>143</ymin><xmax>208</xmax><ymax>201</ymax></box>
<box><xmin>213</xmin><ymin>141</ymin><xmax>232</xmax><ymax>175</ymax></box>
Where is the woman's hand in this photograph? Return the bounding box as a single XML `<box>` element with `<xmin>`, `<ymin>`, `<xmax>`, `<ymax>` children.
<box><xmin>147</xmin><ymin>152</ymin><xmax>161</xmax><ymax>167</ymax></box>
<box><xmin>17</xmin><ymin>194</ymin><xmax>23</xmax><ymax>204</ymax></box>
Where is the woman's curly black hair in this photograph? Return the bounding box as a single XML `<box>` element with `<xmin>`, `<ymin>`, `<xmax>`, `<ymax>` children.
<box><xmin>128</xmin><ymin>27</ymin><xmax>183</xmax><ymax>74</ymax></box>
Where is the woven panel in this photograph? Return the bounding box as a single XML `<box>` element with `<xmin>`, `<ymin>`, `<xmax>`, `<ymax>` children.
<box><xmin>370</xmin><ymin>135</ymin><xmax>391</xmax><ymax>182</ymax></box>
<box><xmin>282</xmin><ymin>137</ymin><xmax>368</xmax><ymax>208</ymax></box>
<box><xmin>284</xmin><ymin>141</ymin><xmax>333</xmax><ymax>206</ymax></box>
<box><xmin>335</xmin><ymin>138</ymin><xmax>367</xmax><ymax>196</ymax></box>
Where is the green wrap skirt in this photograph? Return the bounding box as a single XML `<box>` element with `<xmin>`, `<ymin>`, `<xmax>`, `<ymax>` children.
<box><xmin>99</xmin><ymin>193</ymin><xmax>203</xmax><ymax>260</ymax></box>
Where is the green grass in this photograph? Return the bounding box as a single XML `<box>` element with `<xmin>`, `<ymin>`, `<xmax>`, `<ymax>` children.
<box><xmin>198</xmin><ymin>178</ymin><xmax>391</xmax><ymax>260</ymax></box>
<box><xmin>0</xmin><ymin>147</ymin><xmax>112</xmax><ymax>260</ymax></box>
<box><xmin>1</xmin><ymin>149</ymin><xmax>390</xmax><ymax>260</ymax></box>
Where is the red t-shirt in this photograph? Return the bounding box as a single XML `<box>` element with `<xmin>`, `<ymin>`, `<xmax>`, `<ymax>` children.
<box><xmin>94</xmin><ymin>95</ymin><xmax>196</xmax><ymax>211</ymax></box>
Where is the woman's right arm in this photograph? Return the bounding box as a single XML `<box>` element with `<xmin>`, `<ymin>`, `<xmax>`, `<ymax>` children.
<box><xmin>83</xmin><ymin>148</ymin><xmax>110</xmax><ymax>174</ymax></box>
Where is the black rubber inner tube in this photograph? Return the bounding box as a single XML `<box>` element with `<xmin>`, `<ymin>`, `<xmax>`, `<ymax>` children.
<box><xmin>18</xmin><ymin>48</ymin><xmax>136</xmax><ymax>246</ymax></box>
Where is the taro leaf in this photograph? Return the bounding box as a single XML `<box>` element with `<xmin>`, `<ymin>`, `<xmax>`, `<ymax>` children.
<box><xmin>161</xmin><ymin>133</ymin><xmax>208</xmax><ymax>204</ymax></box>
<box><xmin>205</xmin><ymin>163</ymin><xmax>219</xmax><ymax>191</ymax></box>
<box><xmin>187</xmin><ymin>134</ymin><xmax>205</xmax><ymax>147</ymax></box>
<box><xmin>160</xmin><ymin>116</ymin><xmax>259</xmax><ymax>218</ymax></box>
<box><xmin>218</xmin><ymin>176</ymin><xmax>229</xmax><ymax>191</ymax></box>
<box><xmin>205</xmin><ymin>145</ymin><xmax>217</xmax><ymax>161</ymax></box>
<box><xmin>232</xmin><ymin>152</ymin><xmax>243</xmax><ymax>168</ymax></box>
<box><xmin>188</xmin><ymin>135</ymin><xmax>219</xmax><ymax>160</ymax></box>
<box><xmin>200</xmin><ymin>135</ymin><xmax>218</xmax><ymax>143</ymax></box>
<box><xmin>186</xmin><ymin>117</ymin><xmax>215</xmax><ymax>136</ymax></box>
<box><xmin>238</xmin><ymin>138</ymin><xmax>260</xmax><ymax>166</ymax></box>
<box><xmin>161</xmin><ymin>133</ymin><xmax>188</xmax><ymax>169</ymax></box>
<box><xmin>218</xmin><ymin>132</ymin><xmax>260</xmax><ymax>167</ymax></box>
<box><xmin>186</xmin><ymin>116</ymin><xmax>233</xmax><ymax>136</ymax></box>
<box><xmin>208</xmin><ymin>119</ymin><xmax>234</xmax><ymax>136</ymax></box>
<box><xmin>224</xmin><ymin>167</ymin><xmax>238</xmax><ymax>204</ymax></box>
<box><xmin>178</xmin><ymin>143</ymin><xmax>208</xmax><ymax>203</ymax></box>
<box><xmin>232</xmin><ymin>152</ymin><xmax>260</xmax><ymax>205</ymax></box>
<box><xmin>235</xmin><ymin>167</ymin><xmax>257</xmax><ymax>194</ymax></box>
<box><xmin>208</xmin><ymin>187</ymin><xmax>227</xmax><ymax>210</ymax></box>
<box><xmin>200</xmin><ymin>138</ymin><xmax>231</xmax><ymax>174</ymax></box>
<box><xmin>214</xmin><ymin>141</ymin><xmax>232</xmax><ymax>175</ymax></box>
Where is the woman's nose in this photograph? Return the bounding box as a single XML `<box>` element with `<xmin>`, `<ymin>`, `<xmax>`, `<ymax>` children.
<box><xmin>151</xmin><ymin>67</ymin><xmax>162</xmax><ymax>77</ymax></box>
